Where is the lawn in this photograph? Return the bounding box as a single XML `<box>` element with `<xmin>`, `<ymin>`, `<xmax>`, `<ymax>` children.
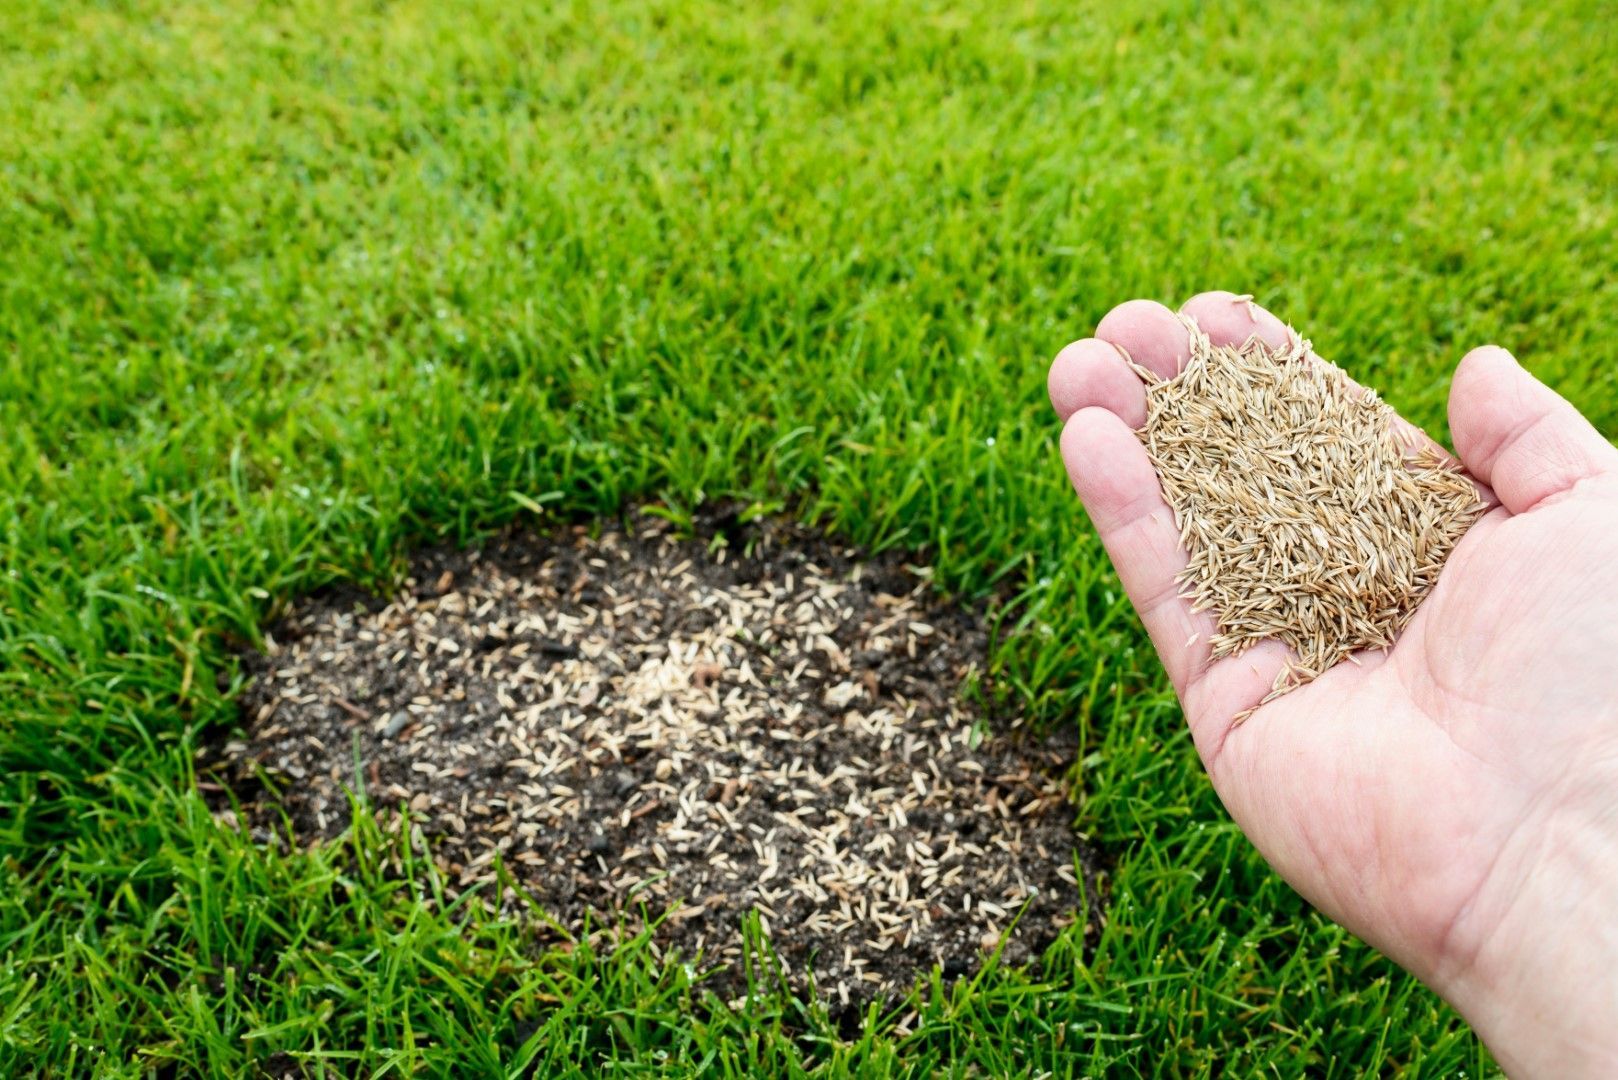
<box><xmin>2</xmin><ymin>0</ymin><xmax>1614</xmax><ymax>1074</ymax></box>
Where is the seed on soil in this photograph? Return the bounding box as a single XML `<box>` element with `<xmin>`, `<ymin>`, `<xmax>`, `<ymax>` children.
<box><xmin>1135</xmin><ymin>319</ymin><xmax>1486</xmax><ymax>704</ymax></box>
<box><xmin>203</xmin><ymin>510</ymin><xmax>1100</xmax><ymax>1006</ymax></box>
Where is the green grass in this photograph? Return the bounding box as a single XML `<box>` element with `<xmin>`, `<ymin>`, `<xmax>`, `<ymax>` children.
<box><xmin>1</xmin><ymin>0</ymin><xmax>1614</xmax><ymax>1074</ymax></box>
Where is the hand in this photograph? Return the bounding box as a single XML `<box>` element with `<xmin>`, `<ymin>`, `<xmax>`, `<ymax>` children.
<box><xmin>1048</xmin><ymin>293</ymin><xmax>1618</xmax><ymax>1079</ymax></box>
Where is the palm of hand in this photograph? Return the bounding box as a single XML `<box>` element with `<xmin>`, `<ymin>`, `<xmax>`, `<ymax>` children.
<box><xmin>1246</xmin><ymin>491</ymin><xmax>1618</xmax><ymax>968</ymax></box>
<box><xmin>1049</xmin><ymin>293</ymin><xmax>1618</xmax><ymax>1076</ymax></box>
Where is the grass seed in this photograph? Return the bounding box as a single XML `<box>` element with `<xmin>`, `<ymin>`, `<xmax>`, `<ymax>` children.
<box><xmin>1137</xmin><ymin>321</ymin><xmax>1486</xmax><ymax>703</ymax></box>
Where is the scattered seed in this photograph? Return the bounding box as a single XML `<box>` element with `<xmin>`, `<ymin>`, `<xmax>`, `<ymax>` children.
<box><xmin>204</xmin><ymin>511</ymin><xmax>1100</xmax><ymax>1005</ymax></box>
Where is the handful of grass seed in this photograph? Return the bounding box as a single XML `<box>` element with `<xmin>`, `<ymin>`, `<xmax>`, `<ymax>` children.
<box><xmin>1136</xmin><ymin>320</ymin><xmax>1486</xmax><ymax>706</ymax></box>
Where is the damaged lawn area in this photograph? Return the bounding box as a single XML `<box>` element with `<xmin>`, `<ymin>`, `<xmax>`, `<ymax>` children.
<box><xmin>204</xmin><ymin>510</ymin><xmax>1100</xmax><ymax>1010</ymax></box>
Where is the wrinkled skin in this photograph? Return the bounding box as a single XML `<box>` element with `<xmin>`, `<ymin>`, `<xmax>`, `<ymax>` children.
<box><xmin>1049</xmin><ymin>293</ymin><xmax>1618</xmax><ymax>1078</ymax></box>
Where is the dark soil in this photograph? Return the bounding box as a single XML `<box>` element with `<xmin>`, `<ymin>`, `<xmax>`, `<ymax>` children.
<box><xmin>202</xmin><ymin>508</ymin><xmax>1101</xmax><ymax>1006</ymax></box>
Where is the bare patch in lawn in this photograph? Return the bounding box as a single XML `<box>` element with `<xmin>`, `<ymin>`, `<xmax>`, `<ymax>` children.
<box><xmin>204</xmin><ymin>509</ymin><xmax>1100</xmax><ymax>1005</ymax></box>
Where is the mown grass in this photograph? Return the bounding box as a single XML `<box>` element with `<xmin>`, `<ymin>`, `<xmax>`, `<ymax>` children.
<box><xmin>1</xmin><ymin>0</ymin><xmax>1614</xmax><ymax>1074</ymax></box>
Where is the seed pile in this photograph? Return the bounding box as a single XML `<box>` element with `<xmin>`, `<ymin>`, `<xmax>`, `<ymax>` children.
<box><xmin>1136</xmin><ymin>321</ymin><xmax>1485</xmax><ymax>702</ymax></box>
<box><xmin>206</xmin><ymin>512</ymin><xmax>1095</xmax><ymax>1006</ymax></box>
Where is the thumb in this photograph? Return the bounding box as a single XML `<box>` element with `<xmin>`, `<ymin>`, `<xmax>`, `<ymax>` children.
<box><xmin>1448</xmin><ymin>346</ymin><xmax>1617</xmax><ymax>515</ymax></box>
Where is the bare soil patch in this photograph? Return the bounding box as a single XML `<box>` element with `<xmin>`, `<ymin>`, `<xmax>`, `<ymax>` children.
<box><xmin>204</xmin><ymin>509</ymin><xmax>1098</xmax><ymax>1005</ymax></box>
